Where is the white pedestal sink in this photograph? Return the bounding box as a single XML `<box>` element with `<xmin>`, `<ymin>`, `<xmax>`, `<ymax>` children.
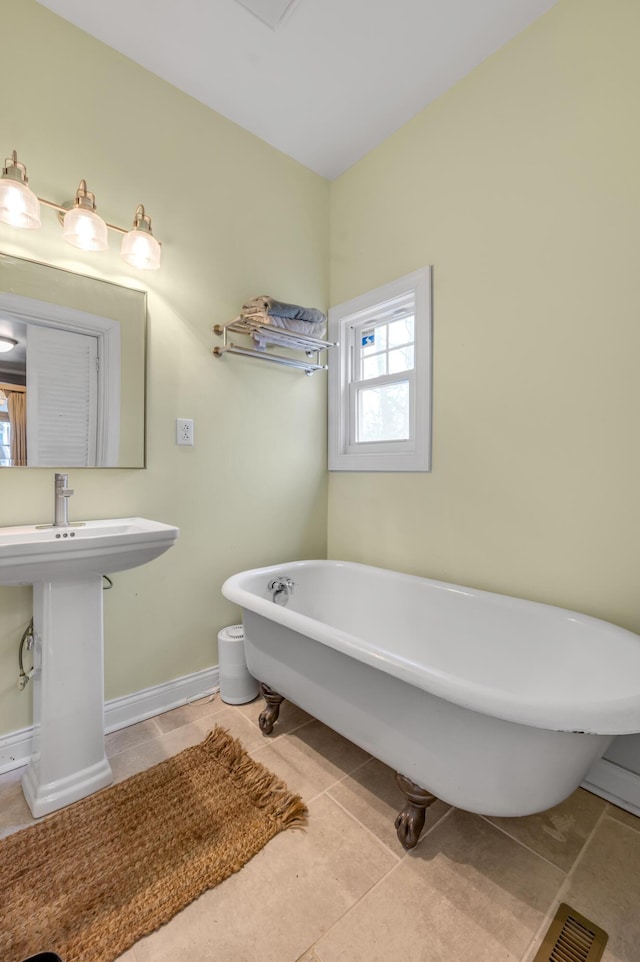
<box><xmin>0</xmin><ymin>518</ymin><xmax>179</xmax><ymax>817</ymax></box>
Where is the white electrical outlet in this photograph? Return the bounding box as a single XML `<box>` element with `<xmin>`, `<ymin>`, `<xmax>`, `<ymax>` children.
<box><xmin>176</xmin><ymin>418</ymin><xmax>194</xmax><ymax>446</ymax></box>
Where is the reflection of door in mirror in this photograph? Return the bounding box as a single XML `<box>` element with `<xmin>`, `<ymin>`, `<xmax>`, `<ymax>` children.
<box><xmin>27</xmin><ymin>325</ymin><xmax>100</xmax><ymax>466</ymax></box>
<box><xmin>0</xmin><ymin>293</ymin><xmax>121</xmax><ymax>467</ymax></box>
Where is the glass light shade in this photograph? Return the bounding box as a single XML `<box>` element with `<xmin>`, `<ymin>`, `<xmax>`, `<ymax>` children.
<box><xmin>121</xmin><ymin>229</ymin><xmax>161</xmax><ymax>270</ymax></box>
<box><xmin>0</xmin><ymin>177</ymin><xmax>41</xmax><ymax>229</ymax></box>
<box><xmin>62</xmin><ymin>206</ymin><xmax>108</xmax><ymax>251</ymax></box>
<box><xmin>0</xmin><ymin>336</ymin><xmax>18</xmax><ymax>353</ymax></box>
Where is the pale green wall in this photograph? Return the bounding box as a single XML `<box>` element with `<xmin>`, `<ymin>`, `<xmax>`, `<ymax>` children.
<box><xmin>0</xmin><ymin>0</ymin><xmax>329</xmax><ymax>736</ymax></box>
<box><xmin>328</xmin><ymin>0</ymin><xmax>640</xmax><ymax>633</ymax></box>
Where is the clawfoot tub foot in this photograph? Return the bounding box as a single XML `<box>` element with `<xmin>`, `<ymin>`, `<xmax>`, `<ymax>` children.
<box><xmin>394</xmin><ymin>772</ymin><xmax>438</xmax><ymax>850</ymax></box>
<box><xmin>258</xmin><ymin>683</ymin><xmax>285</xmax><ymax>735</ymax></box>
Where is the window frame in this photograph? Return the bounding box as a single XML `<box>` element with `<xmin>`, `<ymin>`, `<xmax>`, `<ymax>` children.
<box><xmin>328</xmin><ymin>267</ymin><xmax>432</xmax><ymax>472</ymax></box>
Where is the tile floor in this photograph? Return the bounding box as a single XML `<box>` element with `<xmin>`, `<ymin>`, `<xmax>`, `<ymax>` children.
<box><xmin>2</xmin><ymin>695</ymin><xmax>640</xmax><ymax>962</ymax></box>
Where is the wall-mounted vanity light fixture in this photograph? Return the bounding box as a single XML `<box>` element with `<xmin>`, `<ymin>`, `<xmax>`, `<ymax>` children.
<box><xmin>0</xmin><ymin>336</ymin><xmax>18</xmax><ymax>353</ymax></box>
<box><xmin>0</xmin><ymin>150</ymin><xmax>161</xmax><ymax>270</ymax></box>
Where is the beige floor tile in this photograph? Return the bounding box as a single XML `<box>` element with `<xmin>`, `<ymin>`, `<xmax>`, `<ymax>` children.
<box><xmin>133</xmin><ymin>794</ymin><xmax>397</xmax><ymax>962</ymax></box>
<box><xmin>562</xmin><ymin>816</ymin><xmax>640</xmax><ymax>962</ymax></box>
<box><xmin>328</xmin><ymin>757</ymin><xmax>451</xmax><ymax>856</ymax></box>
<box><xmin>606</xmin><ymin>802</ymin><xmax>640</xmax><ymax>834</ymax></box>
<box><xmin>0</xmin><ymin>765</ymin><xmax>36</xmax><ymax>838</ymax></box>
<box><xmin>105</xmin><ymin>718</ymin><xmax>162</xmax><ymax>757</ymax></box>
<box><xmin>160</xmin><ymin>709</ymin><xmax>274</xmax><ymax>757</ymax></box>
<box><xmin>296</xmin><ymin>951</ymin><xmax>322</xmax><ymax>962</ymax></box>
<box><xmin>207</xmin><ymin>706</ymin><xmax>272</xmax><ymax>752</ymax></box>
<box><xmin>249</xmin><ymin>719</ymin><xmax>370</xmax><ymax>801</ymax></box>
<box><xmin>153</xmin><ymin>694</ymin><xmax>227</xmax><ymax>734</ymax></box>
<box><xmin>109</xmin><ymin>735</ymin><xmax>175</xmax><ymax>784</ymax></box>
<box><xmin>109</xmin><ymin>711</ymin><xmax>276</xmax><ymax>786</ymax></box>
<box><xmin>315</xmin><ymin>809</ymin><xmax>564</xmax><ymax>962</ymax></box>
<box><xmin>115</xmin><ymin>950</ymin><xmax>138</xmax><ymax>961</ymax></box>
<box><xmin>237</xmin><ymin>695</ymin><xmax>313</xmax><ymax>737</ymax></box>
<box><xmin>158</xmin><ymin>719</ymin><xmax>214</xmax><ymax>755</ymax></box>
<box><xmin>109</xmin><ymin>719</ymin><xmax>237</xmax><ymax>784</ymax></box>
<box><xmin>486</xmin><ymin>787</ymin><xmax>606</xmax><ymax>873</ymax></box>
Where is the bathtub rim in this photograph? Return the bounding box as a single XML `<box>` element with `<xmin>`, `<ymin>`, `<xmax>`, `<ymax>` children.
<box><xmin>221</xmin><ymin>559</ymin><xmax>640</xmax><ymax>737</ymax></box>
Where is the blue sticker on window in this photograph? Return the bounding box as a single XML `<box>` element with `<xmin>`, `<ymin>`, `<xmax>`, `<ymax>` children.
<box><xmin>362</xmin><ymin>332</ymin><xmax>375</xmax><ymax>347</ymax></box>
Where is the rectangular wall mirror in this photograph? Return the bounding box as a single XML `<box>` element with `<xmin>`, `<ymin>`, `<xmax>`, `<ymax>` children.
<box><xmin>0</xmin><ymin>251</ymin><xmax>146</xmax><ymax>468</ymax></box>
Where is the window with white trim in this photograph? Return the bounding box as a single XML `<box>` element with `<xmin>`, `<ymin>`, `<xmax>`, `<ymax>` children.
<box><xmin>328</xmin><ymin>267</ymin><xmax>432</xmax><ymax>472</ymax></box>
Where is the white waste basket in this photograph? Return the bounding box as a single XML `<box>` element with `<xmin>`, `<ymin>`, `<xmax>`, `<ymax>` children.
<box><xmin>217</xmin><ymin>625</ymin><xmax>259</xmax><ymax>704</ymax></box>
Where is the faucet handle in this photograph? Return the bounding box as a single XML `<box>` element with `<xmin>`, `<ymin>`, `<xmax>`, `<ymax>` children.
<box><xmin>54</xmin><ymin>472</ymin><xmax>73</xmax><ymax>495</ymax></box>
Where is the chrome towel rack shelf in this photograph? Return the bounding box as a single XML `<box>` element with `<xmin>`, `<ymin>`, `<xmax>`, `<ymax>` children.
<box><xmin>213</xmin><ymin>315</ymin><xmax>337</xmax><ymax>376</ymax></box>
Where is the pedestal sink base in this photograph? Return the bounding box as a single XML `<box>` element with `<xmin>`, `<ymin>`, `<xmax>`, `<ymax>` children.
<box><xmin>22</xmin><ymin>755</ymin><xmax>113</xmax><ymax>819</ymax></box>
<box><xmin>23</xmin><ymin>576</ymin><xmax>114</xmax><ymax>818</ymax></box>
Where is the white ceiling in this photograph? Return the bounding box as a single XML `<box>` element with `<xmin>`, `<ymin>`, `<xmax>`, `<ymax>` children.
<box><xmin>35</xmin><ymin>0</ymin><xmax>557</xmax><ymax>179</ymax></box>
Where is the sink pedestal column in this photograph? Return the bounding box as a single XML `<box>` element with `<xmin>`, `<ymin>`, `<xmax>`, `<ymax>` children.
<box><xmin>22</xmin><ymin>575</ymin><xmax>113</xmax><ymax>818</ymax></box>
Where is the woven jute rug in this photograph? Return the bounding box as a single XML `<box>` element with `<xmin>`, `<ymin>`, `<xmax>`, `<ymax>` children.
<box><xmin>1</xmin><ymin>726</ymin><xmax>307</xmax><ymax>962</ymax></box>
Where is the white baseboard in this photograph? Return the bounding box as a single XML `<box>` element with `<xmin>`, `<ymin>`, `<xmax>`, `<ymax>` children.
<box><xmin>104</xmin><ymin>666</ymin><xmax>219</xmax><ymax>734</ymax></box>
<box><xmin>0</xmin><ymin>727</ymin><xmax>32</xmax><ymax>775</ymax></box>
<box><xmin>0</xmin><ymin>665</ymin><xmax>220</xmax><ymax>775</ymax></box>
<box><xmin>582</xmin><ymin>758</ymin><xmax>640</xmax><ymax>817</ymax></box>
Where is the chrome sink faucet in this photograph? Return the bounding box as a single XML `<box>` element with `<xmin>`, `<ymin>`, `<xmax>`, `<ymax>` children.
<box><xmin>54</xmin><ymin>473</ymin><xmax>74</xmax><ymax>527</ymax></box>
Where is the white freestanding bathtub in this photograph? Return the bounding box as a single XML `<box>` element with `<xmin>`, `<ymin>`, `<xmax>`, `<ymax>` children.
<box><xmin>222</xmin><ymin>560</ymin><xmax>640</xmax><ymax>848</ymax></box>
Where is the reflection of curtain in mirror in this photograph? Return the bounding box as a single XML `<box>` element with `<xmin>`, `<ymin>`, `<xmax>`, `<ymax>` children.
<box><xmin>7</xmin><ymin>391</ymin><xmax>27</xmax><ymax>466</ymax></box>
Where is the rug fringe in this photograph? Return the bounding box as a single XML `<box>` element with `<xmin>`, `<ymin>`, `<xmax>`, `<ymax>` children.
<box><xmin>203</xmin><ymin>727</ymin><xmax>308</xmax><ymax>830</ymax></box>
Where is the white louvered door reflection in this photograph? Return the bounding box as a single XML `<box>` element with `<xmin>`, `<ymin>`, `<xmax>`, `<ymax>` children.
<box><xmin>26</xmin><ymin>325</ymin><xmax>99</xmax><ymax>466</ymax></box>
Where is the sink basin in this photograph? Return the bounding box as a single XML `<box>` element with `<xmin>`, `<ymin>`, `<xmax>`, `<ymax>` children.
<box><xmin>0</xmin><ymin>516</ymin><xmax>179</xmax><ymax>818</ymax></box>
<box><xmin>0</xmin><ymin>517</ymin><xmax>179</xmax><ymax>585</ymax></box>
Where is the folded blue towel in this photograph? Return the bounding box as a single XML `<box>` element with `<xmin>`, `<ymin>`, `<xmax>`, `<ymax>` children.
<box><xmin>242</xmin><ymin>295</ymin><xmax>326</xmax><ymax>327</ymax></box>
<box><xmin>267</xmin><ymin>299</ymin><xmax>326</xmax><ymax>326</ymax></box>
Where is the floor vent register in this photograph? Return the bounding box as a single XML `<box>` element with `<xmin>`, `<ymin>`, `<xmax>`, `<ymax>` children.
<box><xmin>532</xmin><ymin>903</ymin><xmax>608</xmax><ymax>962</ymax></box>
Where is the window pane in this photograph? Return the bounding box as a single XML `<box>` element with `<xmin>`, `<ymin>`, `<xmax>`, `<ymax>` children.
<box><xmin>388</xmin><ymin>345</ymin><xmax>414</xmax><ymax>374</ymax></box>
<box><xmin>388</xmin><ymin>315</ymin><xmax>414</xmax><ymax>348</ymax></box>
<box><xmin>362</xmin><ymin>352</ymin><xmax>387</xmax><ymax>380</ymax></box>
<box><xmin>357</xmin><ymin>380</ymin><xmax>410</xmax><ymax>442</ymax></box>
